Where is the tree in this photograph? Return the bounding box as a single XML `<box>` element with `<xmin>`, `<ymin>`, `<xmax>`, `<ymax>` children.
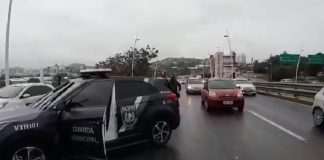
<box><xmin>96</xmin><ymin>45</ymin><xmax>158</xmax><ymax>76</ymax></box>
<box><xmin>253</xmin><ymin>60</ymin><xmax>268</xmax><ymax>74</ymax></box>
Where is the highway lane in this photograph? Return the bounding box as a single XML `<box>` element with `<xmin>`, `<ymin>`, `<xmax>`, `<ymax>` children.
<box><xmin>109</xmin><ymin>90</ymin><xmax>324</xmax><ymax>160</ymax></box>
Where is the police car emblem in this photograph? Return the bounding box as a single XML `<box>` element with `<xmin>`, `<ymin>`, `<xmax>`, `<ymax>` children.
<box><xmin>121</xmin><ymin>105</ymin><xmax>138</xmax><ymax>126</ymax></box>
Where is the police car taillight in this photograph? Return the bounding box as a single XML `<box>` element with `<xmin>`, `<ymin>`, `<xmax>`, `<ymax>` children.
<box><xmin>162</xmin><ymin>91</ymin><xmax>178</xmax><ymax>103</ymax></box>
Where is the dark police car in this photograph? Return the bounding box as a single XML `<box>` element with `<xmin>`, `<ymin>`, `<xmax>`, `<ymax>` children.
<box><xmin>0</xmin><ymin>69</ymin><xmax>180</xmax><ymax>160</ymax></box>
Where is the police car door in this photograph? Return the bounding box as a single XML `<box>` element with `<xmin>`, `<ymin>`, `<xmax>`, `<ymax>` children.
<box><xmin>59</xmin><ymin>80</ymin><xmax>113</xmax><ymax>159</ymax></box>
<box><xmin>114</xmin><ymin>79</ymin><xmax>156</xmax><ymax>138</ymax></box>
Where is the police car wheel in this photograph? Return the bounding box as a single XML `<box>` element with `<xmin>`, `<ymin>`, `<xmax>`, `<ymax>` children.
<box><xmin>8</xmin><ymin>142</ymin><xmax>48</xmax><ymax>160</ymax></box>
<box><xmin>149</xmin><ymin>119</ymin><xmax>172</xmax><ymax>146</ymax></box>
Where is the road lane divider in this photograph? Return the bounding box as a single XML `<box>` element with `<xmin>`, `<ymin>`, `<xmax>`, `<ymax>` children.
<box><xmin>248</xmin><ymin>110</ymin><xmax>307</xmax><ymax>143</ymax></box>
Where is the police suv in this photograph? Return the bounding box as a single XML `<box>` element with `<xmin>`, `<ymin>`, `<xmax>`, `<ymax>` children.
<box><xmin>0</xmin><ymin>69</ymin><xmax>180</xmax><ymax>160</ymax></box>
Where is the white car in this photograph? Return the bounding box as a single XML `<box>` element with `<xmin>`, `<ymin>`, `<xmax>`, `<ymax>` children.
<box><xmin>186</xmin><ymin>78</ymin><xmax>204</xmax><ymax>94</ymax></box>
<box><xmin>233</xmin><ymin>78</ymin><xmax>256</xmax><ymax>96</ymax></box>
<box><xmin>0</xmin><ymin>83</ymin><xmax>54</xmax><ymax>108</ymax></box>
<box><xmin>312</xmin><ymin>87</ymin><xmax>324</xmax><ymax>127</ymax></box>
<box><xmin>280</xmin><ymin>79</ymin><xmax>294</xmax><ymax>83</ymax></box>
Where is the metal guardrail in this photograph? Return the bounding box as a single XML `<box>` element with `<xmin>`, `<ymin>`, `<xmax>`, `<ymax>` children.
<box><xmin>253</xmin><ymin>82</ymin><xmax>324</xmax><ymax>91</ymax></box>
<box><xmin>253</xmin><ymin>82</ymin><xmax>324</xmax><ymax>103</ymax></box>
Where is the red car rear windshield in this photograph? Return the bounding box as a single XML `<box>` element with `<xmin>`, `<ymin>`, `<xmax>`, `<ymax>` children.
<box><xmin>208</xmin><ymin>80</ymin><xmax>236</xmax><ymax>89</ymax></box>
<box><xmin>188</xmin><ymin>79</ymin><xmax>203</xmax><ymax>84</ymax></box>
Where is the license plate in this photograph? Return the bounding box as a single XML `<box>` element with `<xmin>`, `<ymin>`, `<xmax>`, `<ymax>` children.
<box><xmin>223</xmin><ymin>101</ymin><xmax>233</xmax><ymax>105</ymax></box>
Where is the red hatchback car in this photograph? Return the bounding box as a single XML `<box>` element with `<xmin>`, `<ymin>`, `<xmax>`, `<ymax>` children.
<box><xmin>201</xmin><ymin>79</ymin><xmax>244</xmax><ymax>112</ymax></box>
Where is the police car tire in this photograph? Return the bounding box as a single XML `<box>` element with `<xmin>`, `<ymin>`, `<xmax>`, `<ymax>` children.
<box><xmin>148</xmin><ymin>119</ymin><xmax>172</xmax><ymax>146</ymax></box>
<box><xmin>313</xmin><ymin>108</ymin><xmax>324</xmax><ymax>128</ymax></box>
<box><xmin>6</xmin><ymin>141</ymin><xmax>50</xmax><ymax>160</ymax></box>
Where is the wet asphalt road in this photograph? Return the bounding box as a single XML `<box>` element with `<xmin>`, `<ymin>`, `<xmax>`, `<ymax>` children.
<box><xmin>109</xmin><ymin>89</ymin><xmax>324</xmax><ymax>160</ymax></box>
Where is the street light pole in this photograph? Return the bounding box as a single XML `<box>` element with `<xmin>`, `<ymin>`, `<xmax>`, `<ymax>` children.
<box><xmin>154</xmin><ymin>59</ymin><xmax>158</xmax><ymax>78</ymax></box>
<box><xmin>295</xmin><ymin>44</ymin><xmax>304</xmax><ymax>83</ymax></box>
<box><xmin>5</xmin><ymin>0</ymin><xmax>13</xmax><ymax>86</ymax></box>
<box><xmin>224</xmin><ymin>29</ymin><xmax>234</xmax><ymax>79</ymax></box>
<box><xmin>202</xmin><ymin>60</ymin><xmax>205</xmax><ymax>79</ymax></box>
<box><xmin>131</xmin><ymin>33</ymin><xmax>139</xmax><ymax>77</ymax></box>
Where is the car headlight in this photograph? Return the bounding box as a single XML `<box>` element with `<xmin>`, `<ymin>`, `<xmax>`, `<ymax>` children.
<box><xmin>187</xmin><ymin>86</ymin><xmax>192</xmax><ymax>89</ymax></box>
<box><xmin>209</xmin><ymin>91</ymin><xmax>216</xmax><ymax>97</ymax></box>
<box><xmin>237</xmin><ymin>91</ymin><xmax>243</xmax><ymax>97</ymax></box>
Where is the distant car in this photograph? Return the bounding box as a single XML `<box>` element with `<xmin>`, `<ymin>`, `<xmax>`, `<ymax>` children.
<box><xmin>0</xmin><ymin>83</ymin><xmax>54</xmax><ymax>108</ymax></box>
<box><xmin>233</xmin><ymin>78</ymin><xmax>256</xmax><ymax>96</ymax></box>
<box><xmin>186</xmin><ymin>78</ymin><xmax>204</xmax><ymax>94</ymax></box>
<box><xmin>201</xmin><ymin>79</ymin><xmax>244</xmax><ymax>112</ymax></box>
<box><xmin>312</xmin><ymin>87</ymin><xmax>324</xmax><ymax>127</ymax></box>
<box><xmin>178</xmin><ymin>79</ymin><xmax>186</xmax><ymax>85</ymax></box>
<box><xmin>280</xmin><ymin>79</ymin><xmax>294</xmax><ymax>83</ymax></box>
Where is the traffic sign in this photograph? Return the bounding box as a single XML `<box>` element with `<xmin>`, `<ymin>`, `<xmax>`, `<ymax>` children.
<box><xmin>279</xmin><ymin>53</ymin><xmax>299</xmax><ymax>64</ymax></box>
<box><xmin>308</xmin><ymin>54</ymin><xmax>324</xmax><ymax>64</ymax></box>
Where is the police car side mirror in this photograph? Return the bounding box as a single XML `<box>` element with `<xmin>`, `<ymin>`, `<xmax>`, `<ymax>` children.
<box><xmin>54</xmin><ymin>101</ymin><xmax>66</xmax><ymax>111</ymax></box>
<box><xmin>21</xmin><ymin>94</ymin><xmax>31</xmax><ymax>99</ymax></box>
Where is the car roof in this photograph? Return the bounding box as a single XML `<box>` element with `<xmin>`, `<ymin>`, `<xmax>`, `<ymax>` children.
<box><xmin>188</xmin><ymin>77</ymin><xmax>201</xmax><ymax>80</ymax></box>
<box><xmin>208</xmin><ymin>78</ymin><xmax>233</xmax><ymax>81</ymax></box>
<box><xmin>10</xmin><ymin>83</ymin><xmax>54</xmax><ymax>88</ymax></box>
<box><xmin>233</xmin><ymin>78</ymin><xmax>248</xmax><ymax>81</ymax></box>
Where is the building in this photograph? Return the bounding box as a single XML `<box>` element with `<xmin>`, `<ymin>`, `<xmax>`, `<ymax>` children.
<box><xmin>209</xmin><ymin>55</ymin><xmax>215</xmax><ymax>77</ymax></box>
<box><xmin>1</xmin><ymin>67</ymin><xmax>26</xmax><ymax>76</ymax></box>
<box><xmin>236</xmin><ymin>53</ymin><xmax>247</xmax><ymax>65</ymax></box>
<box><xmin>210</xmin><ymin>51</ymin><xmax>238</xmax><ymax>78</ymax></box>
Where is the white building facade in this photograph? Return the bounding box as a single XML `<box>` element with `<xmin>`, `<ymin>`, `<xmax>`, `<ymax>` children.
<box><xmin>211</xmin><ymin>51</ymin><xmax>238</xmax><ymax>78</ymax></box>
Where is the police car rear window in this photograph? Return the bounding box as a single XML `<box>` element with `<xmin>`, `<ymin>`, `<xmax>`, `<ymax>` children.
<box><xmin>116</xmin><ymin>81</ymin><xmax>158</xmax><ymax>99</ymax></box>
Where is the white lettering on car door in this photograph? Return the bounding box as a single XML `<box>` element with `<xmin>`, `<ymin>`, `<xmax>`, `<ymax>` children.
<box><xmin>14</xmin><ymin>123</ymin><xmax>39</xmax><ymax>131</ymax></box>
<box><xmin>72</xmin><ymin>126</ymin><xmax>95</xmax><ymax>134</ymax></box>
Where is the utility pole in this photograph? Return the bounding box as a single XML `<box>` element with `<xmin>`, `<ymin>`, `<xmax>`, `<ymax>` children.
<box><xmin>224</xmin><ymin>29</ymin><xmax>234</xmax><ymax>79</ymax></box>
<box><xmin>269</xmin><ymin>55</ymin><xmax>273</xmax><ymax>81</ymax></box>
<box><xmin>295</xmin><ymin>44</ymin><xmax>304</xmax><ymax>83</ymax></box>
<box><xmin>154</xmin><ymin>59</ymin><xmax>158</xmax><ymax>78</ymax></box>
<box><xmin>131</xmin><ymin>33</ymin><xmax>140</xmax><ymax>77</ymax></box>
<box><xmin>5</xmin><ymin>0</ymin><xmax>13</xmax><ymax>86</ymax></box>
<box><xmin>202</xmin><ymin>60</ymin><xmax>205</xmax><ymax>79</ymax></box>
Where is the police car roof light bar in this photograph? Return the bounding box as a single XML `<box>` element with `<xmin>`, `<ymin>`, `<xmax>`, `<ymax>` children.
<box><xmin>80</xmin><ymin>68</ymin><xmax>112</xmax><ymax>79</ymax></box>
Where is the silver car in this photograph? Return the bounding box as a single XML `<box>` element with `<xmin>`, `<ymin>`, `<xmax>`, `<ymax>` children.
<box><xmin>0</xmin><ymin>83</ymin><xmax>54</xmax><ymax>108</ymax></box>
<box><xmin>186</xmin><ymin>78</ymin><xmax>204</xmax><ymax>94</ymax></box>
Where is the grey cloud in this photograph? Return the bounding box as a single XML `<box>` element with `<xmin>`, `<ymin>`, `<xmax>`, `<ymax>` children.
<box><xmin>0</xmin><ymin>0</ymin><xmax>323</xmax><ymax>69</ymax></box>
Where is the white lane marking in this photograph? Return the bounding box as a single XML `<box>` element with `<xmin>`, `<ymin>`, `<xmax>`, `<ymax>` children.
<box><xmin>248</xmin><ymin>110</ymin><xmax>307</xmax><ymax>142</ymax></box>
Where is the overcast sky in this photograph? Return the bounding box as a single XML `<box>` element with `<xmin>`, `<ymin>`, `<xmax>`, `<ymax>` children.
<box><xmin>0</xmin><ymin>0</ymin><xmax>323</xmax><ymax>69</ymax></box>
